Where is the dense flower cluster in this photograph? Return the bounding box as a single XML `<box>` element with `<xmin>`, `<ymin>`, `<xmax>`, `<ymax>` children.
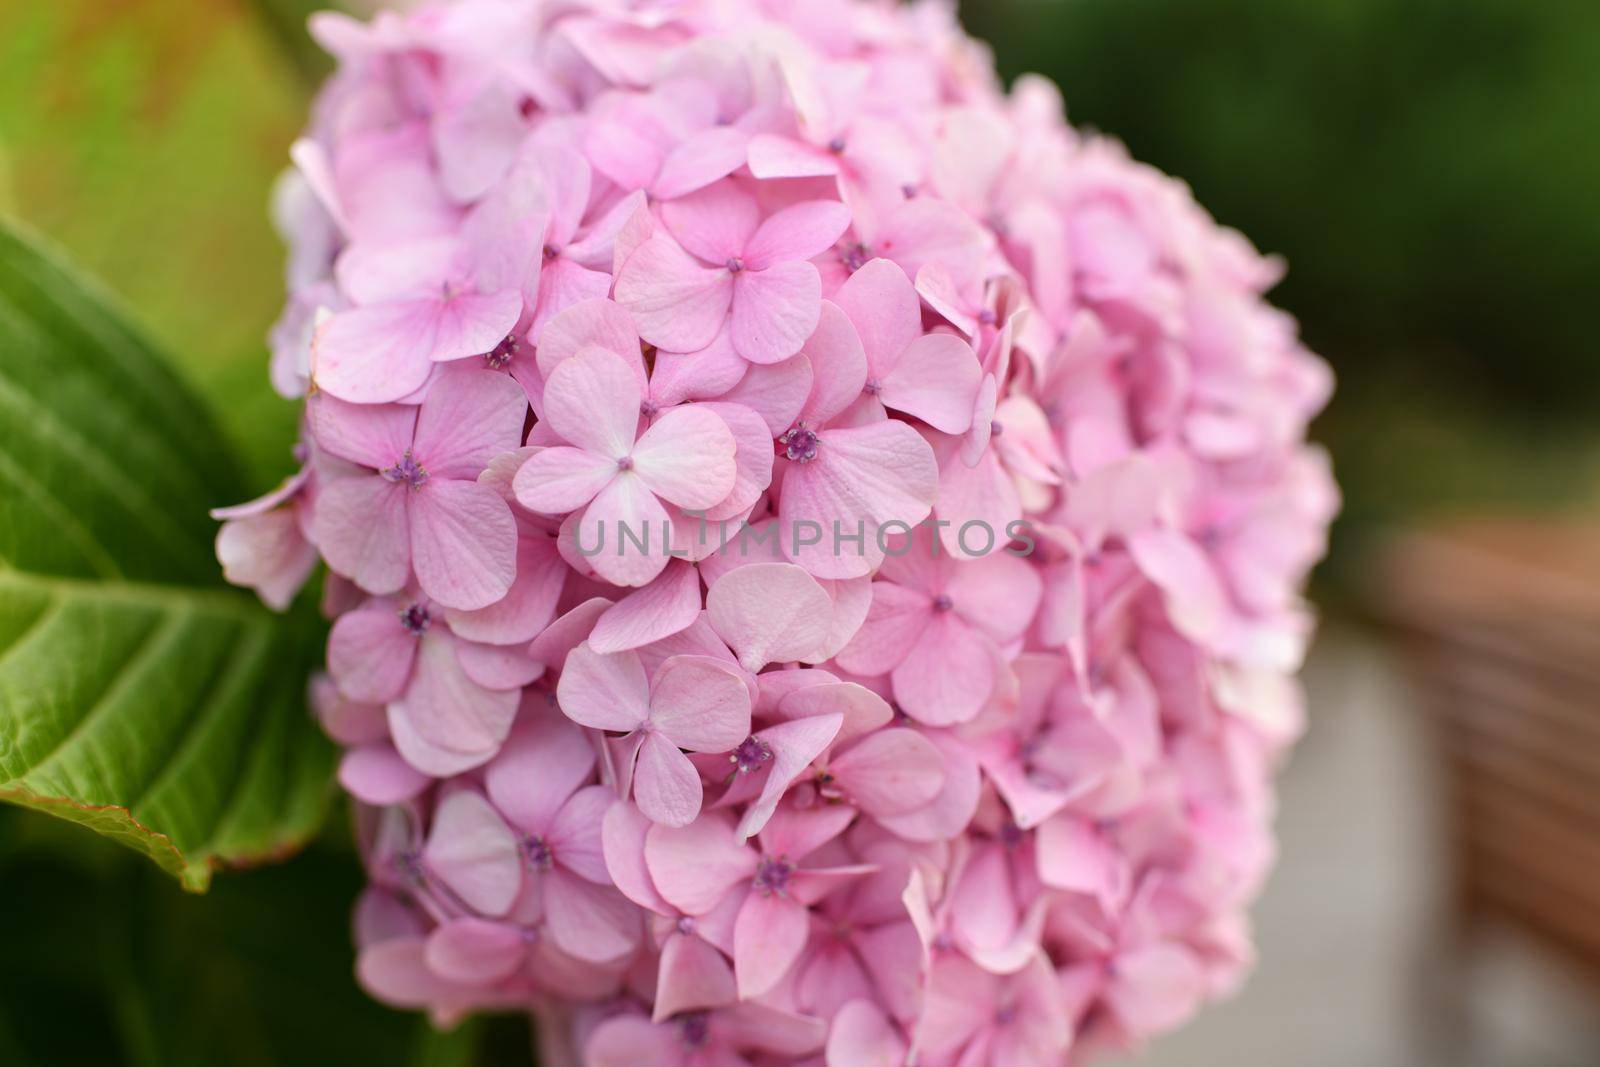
<box><xmin>216</xmin><ymin>1</ymin><xmax>1336</xmax><ymax>1063</ymax></box>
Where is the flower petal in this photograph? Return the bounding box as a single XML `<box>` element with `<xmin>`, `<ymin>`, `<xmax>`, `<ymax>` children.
<box><xmin>541</xmin><ymin>348</ymin><xmax>641</xmax><ymax>459</ymax></box>
<box><xmin>485</xmin><ymin>711</ymin><xmax>597</xmax><ymax>837</ymax></box>
<box><xmin>556</xmin><ymin>644</ymin><xmax>651</xmax><ymax>733</ymax></box>
<box><xmin>411</xmin><ymin>369</ymin><xmax>528</xmax><ymax>478</ymax></box>
<box><xmin>314</xmin><ymin>476</ymin><xmax>412</xmax><ymax>596</ymax></box>
<box><xmin>634</xmin><ymin>732</ymin><xmax>704</xmax><ymax>827</ymax></box>
<box><xmin>707</xmin><ymin>563</ymin><xmax>833</xmax><ymax>672</ymax></box>
<box><xmin>648</xmin><ymin>655</ymin><xmax>751</xmax><ymax>752</ymax></box>
<box><xmin>408</xmin><ymin>478</ymin><xmax>517</xmax><ymax>610</ymax></box>
<box><xmin>744</xmin><ymin>199</ymin><xmax>852</xmax><ymax>270</ymax></box>
<box><xmin>734</xmin><ymin>890</ymin><xmax>810</xmax><ymax>998</ymax></box>
<box><xmin>614</xmin><ymin>235</ymin><xmax>733</xmax><ymax>354</ymax></box>
<box><xmin>731</xmin><ymin>260</ymin><xmax>821</xmax><ymax>364</ymax></box>
<box><xmin>630</xmin><ymin>406</ymin><xmax>737</xmax><ymax>510</ymax></box>
<box><xmin>423</xmin><ymin>789</ymin><xmax>521</xmax><ymax>917</ymax></box>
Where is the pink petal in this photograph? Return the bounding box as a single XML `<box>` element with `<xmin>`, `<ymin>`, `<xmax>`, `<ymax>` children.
<box><xmin>744</xmin><ymin>200</ymin><xmax>852</xmax><ymax>270</ymax></box>
<box><xmin>698</xmin><ymin>402</ymin><xmax>777</xmax><ymax>521</ymax></box>
<box><xmin>721</xmin><ymin>353</ymin><xmax>813</xmax><ymax>434</ymax></box>
<box><xmin>831</xmin><ymin>581</ymin><xmax>930</xmax><ymax>677</ymax></box>
<box><xmin>706</xmin><ymin>563</ymin><xmax>833</xmax><ymax>672</ymax></box>
<box><xmin>758</xmin><ymin>803</ymin><xmax>855</xmax><ymax>862</ymax></box>
<box><xmin>746</xmin><ymin>133</ymin><xmax>838</xmax><ymax>179</ymax></box>
<box><xmin>778</xmin><ymin>422</ymin><xmax>939</xmax><ymax>580</ymax></box>
<box><xmin>653</xmin><ymin>125</ymin><xmax>749</xmax><ymax>200</ymax></box>
<box><xmin>734</xmin><ymin>713</ymin><xmax>844</xmax><ymax>842</ymax></box>
<box><xmin>546</xmin><ymin>783</ymin><xmax>615</xmax><ymax>884</ymax></box>
<box><xmin>535</xmin><ymin>298</ymin><xmax>644</xmax><ymax>381</ymax></box>
<box><xmin>543</xmin><ymin>868</ymin><xmax>639</xmax><ymax>963</ymax></box>
<box><xmin>423</xmin><ymin>789</ymin><xmax>521</xmax><ymax>917</ymax></box>
<box><xmin>314</xmin><ymin>476</ymin><xmax>411</xmax><ymax>595</ymax></box>
<box><xmin>589</xmin><ymin>559</ymin><xmax>701</xmax><ymax>653</ymax></box>
<box><xmin>648</xmin><ymin>326</ymin><xmax>747</xmax><ymax>407</ymax></box>
<box><xmin>429</xmin><ymin>290</ymin><xmax>524</xmax><ymax>363</ymax></box>
<box><xmin>654</xmin><ymin>933</ymin><xmax>737</xmax><ymax>1021</ymax></box>
<box><xmin>446</xmin><ymin>532</ymin><xmax>566</xmax><ymax>645</ymax></box>
<box><xmin>829</xmin><ymin>728</ymin><xmax>946</xmax><ymax>817</ymax></box>
<box><xmin>529</xmin><ymin>256</ymin><xmax>613</xmax><ymax>340</ymax></box>
<box><xmin>891</xmin><ymin>616</ymin><xmax>994</xmax><ymax>726</ymax></box>
<box><xmin>649</xmin><ymin>655</ymin><xmax>751</xmax><ymax>752</ymax></box>
<box><xmin>412</xmin><ymin>369</ymin><xmax>528</xmax><ymax>477</ymax></box>
<box><xmin>730</xmin><ymin>260</ymin><xmax>822</xmax><ymax>364</ymax></box>
<box><xmin>527</xmin><ymin>596</ymin><xmax>612</xmax><ymax>671</ymax></box>
<box><xmin>514</xmin><ymin>447</ymin><xmax>618</xmax><ymax>514</ymax></box>
<box><xmin>541</xmin><ymin>348</ymin><xmax>642</xmax><ymax>459</ymax></box>
<box><xmin>631</xmin><ymin>406</ymin><xmax>738</xmax><ymax>509</ymax></box>
<box><xmin>877</xmin><ymin>333</ymin><xmax>979</xmax><ymax>433</ymax></box>
<box><xmin>425</xmin><ymin>918</ymin><xmax>525</xmax><ymax>985</ymax></box>
<box><xmin>556</xmin><ymin>644</ymin><xmax>650</xmax><ymax>732</ymax></box>
<box><xmin>634</xmin><ymin>732</ymin><xmax>705</xmax><ymax>827</ymax></box>
<box><xmin>454</xmin><ymin>640</ymin><xmax>540</xmax><ymax>693</ymax></box>
<box><xmin>1105</xmin><ymin>944</ymin><xmax>1205</xmax><ymax>1035</ymax></box>
<box><xmin>307</xmin><ymin>394</ymin><xmax>415</xmax><ymax>469</ymax></box>
<box><xmin>796</xmin><ymin>301</ymin><xmax>868</xmax><ymax>425</ymax></box>
<box><xmin>585</xmin><ymin>1016</ymin><xmax>676</xmax><ymax>1067</ymax></box>
<box><xmin>312</xmin><ymin>301</ymin><xmax>440</xmax><ymax>404</ymax></box>
<box><xmin>1128</xmin><ymin>529</ymin><xmax>1232</xmax><ymax>645</ymax></box>
<box><xmin>773</xmin><ymin>682</ymin><xmax>890</xmax><ymax>744</ymax></box>
<box><xmin>660</xmin><ymin>180</ymin><xmax>760</xmax><ymax>263</ymax></box>
<box><xmin>327</xmin><ymin>603</ymin><xmax>415</xmax><ymax>703</ymax></box>
<box><xmin>733</xmin><ymin>890</ymin><xmax>810</xmax><ymax>998</ymax></box>
<box><xmin>874</xmin><ymin>733</ymin><xmax>981</xmax><ymax>843</ymax></box>
<box><xmin>825</xmin><ymin>1000</ymin><xmax>908</xmax><ymax>1067</ymax></box>
<box><xmin>357</xmin><ymin>939</ymin><xmax>458</xmax><ymax>1011</ymax></box>
<box><xmin>432</xmin><ymin>81</ymin><xmax>525</xmax><ymax>202</ymax></box>
<box><xmin>340</xmin><ymin>743</ymin><xmax>430</xmax><ymax>805</ymax></box>
<box><xmin>579</xmin><ymin>473</ymin><xmax>673</xmax><ymax>587</ymax></box>
<box><xmin>614</xmin><ymin>235</ymin><xmax>733</xmax><ymax>355</ymax></box>
<box><xmin>389</xmin><ymin>631</ymin><xmax>519</xmax><ymax>773</ymax></box>
<box><xmin>947</xmin><ymin>551</ymin><xmax>1044</xmax><ymax>643</ymax></box>
<box><xmin>408</xmin><ymin>478</ymin><xmax>517</xmax><ymax>610</ymax></box>
<box><xmin>935</xmin><ymin>450</ymin><xmax>1021</xmax><ymax>558</ymax></box>
<box><xmin>485</xmin><ymin>712</ymin><xmax>597</xmax><ymax>837</ymax></box>
<box><xmin>602</xmin><ymin>801</ymin><xmax>674</xmax><ymax>913</ymax></box>
<box><xmin>831</xmin><ymin>258</ymin><xmax>920</xmax><ymax>376</ymax></box>
<box><xmin>646</xmin><ymin>816</ymin><xmax>758</xmax><ymax>915</ymax></box>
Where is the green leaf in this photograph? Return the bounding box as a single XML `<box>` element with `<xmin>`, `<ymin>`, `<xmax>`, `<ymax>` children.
<box><xmin>0</xmin><ymin>219</ymin><xmax>332</xmax><ymax>891</ymax></box>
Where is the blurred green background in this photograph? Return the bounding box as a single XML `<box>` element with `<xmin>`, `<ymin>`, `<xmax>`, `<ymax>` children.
<box><xmin>1</xmin><ymin>0</ymin><xmax>1597</xmax><ymax>1062</ymax></box>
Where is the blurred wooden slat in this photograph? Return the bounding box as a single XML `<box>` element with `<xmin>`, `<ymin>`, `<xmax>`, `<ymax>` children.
<box><xmin>1380</xmin><ymin>518</ymin><xmax>1600</xmax><ymax>986</ymax></box>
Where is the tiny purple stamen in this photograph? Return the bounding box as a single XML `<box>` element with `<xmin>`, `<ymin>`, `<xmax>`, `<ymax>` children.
<box><xmin>395</xmin><ymin>848</ymin><xmax>425</xmax><ymax>887</ymax></box>
<box><xmin>381</xmin><ymin>451</ymin><xmax>429</xmax><ymax>490</ymax></box>
<box><xmin>675</xmin><ymin>915</ymin><xmax>697</xmax><ymax>937</ymax></box>
<box><xmin>932</xmin><ymin>593</ymin><xmax>954</xmax><ymax>613</ymax></box>
<box><xmin>842</xmin><ymin>242</ymin><xmax>872</xmax><ymax>273</ymax></box>
<box><xmin>863</xmin><ymin>378</ymin><xmax>881</xmax><ymax>396</ymax></box>
<box><xmin>753</xmin><ymin>856</ymin><xmax>794</xmax><ymax>896</ymax></box>
<box><xmin>485</xmin><ymin>333</ymin><xmax>519</xmax><ymax>369</ymax></box>
<box><xmin>676</xmin><ymin>1011</ymin><xmax>711</xmax><ymax>1048</ymax></box>
<box><xmin>542</xmin><ymin>243</ymin><xmax>560</xmax><ymax>260</ymax></box>
<box><xmin>901</xmin><ymin>183</ymin><xmax>919</xmax><ymax>199</ymax></box>
<box><xmin>521</xmin><ymin>834</ymin><xmax>554</xmax><ymax>872</ymax></box>
<box><xmin>617</xmin><ymin>455</ymin><xmax>635</xmax><ymax>472</ymax></box>
<box><xmin>827</xmin><ymin>135</ymin><xmax>847</xmax><ymax>154</ymax></box>
<box><xmin>399</xmin><ymin>603</ymin><xmax>431</xmax><ymax>636</ymax></box>
<box><xmin>998</xmin><ymin>821</ymin><xmax>1024</xmax><ymax>848</ymax></box>
<box><xmin>778</xmin><ymin>424</ymin><xmax>820</xmax><ymax>464</ymax></box>
<box><xmin>978</xmin><ymin>308</ymin><xmax>998</xmax><ymax>326</ymax></box>
<box><xmin>725</xmin><ymin>256</ymin><xmax>745</xmax><ymax>274</ymax></box>
<box><xmin>729</xmin><ymin>735</ymin><xmax>773</xmax><ymax>774</ymax></box>
<box><xmin>996</xmin><ymin>1005</ymin><xmax>1018</xmax><ymax>1026</ymax></box>
<box><xmin>990</xmin><ymin>420</ymin><xmax>1005</xmax><ymax>438</ymax></box>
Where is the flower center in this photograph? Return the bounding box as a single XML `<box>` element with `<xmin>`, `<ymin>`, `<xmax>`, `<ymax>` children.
<box><xmin>725</xmin><ymin>256</ymin><xmax>745</xmax><ymax>274</ymax></box>
<box><xmin>395</xmin><ymin>848</ymin><xmax>425</xmax><ymax>887</ymax></box>
<box><xmin>753</xmin><ymin>856</ymin><xmax>794</xmax><ymax>896</ymax></box>
<box><xmin>842</xmin><ymin>242</ymin><xmax>873</xmax><ymax>272</ymax></box>
<box><xmin>729</xmin><ymin>735</ymin><xmax>773</xmax><ymax>774</ymax></box>
<box><xmin>676</xmin><ymin>1011</ymin><xmax>712</xmax><ymax>1048</ymax></box>
<box><xmin>542</xmin><ymin>243</ymin><xmax>560</xmax><ymax>260</ymax></box>
<box><xmin>399</xmin><ymin>603</ymin><xmax>431</xmax><ymax>636</ymax></box>
<box><xmin>778</xmin><ymin>424</ymin><xmax>820</xmax><ymax>464</ymax></box>
<box><xmin>381</xmin><ymin>451</ymin><xmax>429</xmax><ymax>490</ymax></box>
<box><xmin>675</xmin><ymin>915</ymin><xmax>697</xmax><ymax>936</ymax></box>
<box><xmin>932</xmin><ymin>594</ymin><xmax>954</xmax><ymax>613</ymax></box>
<box><xmin>521</xmin><ymin>834</ymin><xmax>554</xmax><ymax>872</ymax></box>
<box><xmin>485</xmin><ymin>333</ymin><xmax>519</xmax><ymax>369</ymax></box>
<box><xmin>978</xmin><ymin>308</ymin><xmax>998</xmax><ymax>326</ymax></box>
<box><xmin>996</xmin><ymin>1005</ymin><xmax>1018</xmax><ymax>1026</ymax></box>
<box><xmin>990</xmin><ymin>420</ymin><xmax>1004</xmax><ymax>437</ymax></box>
<box><xmin>998</xmin><ymin>821</ymin><xmax>1024</xmax><ymax>848</ymax></box>
<box><xmin>616</xmin><ymin>455</ymin><xmax>635</xmax><ymax>471</ymax></box>
<box><xmin>827</xmin><ymin>135</ymin><xmax>847</xmax><ymax>154</ymax></box>
<box><xmin>863</xmin><ymin>378</ymin><xmax>881</xmax><ymax>396</ymax></box>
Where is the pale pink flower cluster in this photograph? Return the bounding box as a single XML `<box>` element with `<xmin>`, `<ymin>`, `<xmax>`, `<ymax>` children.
<box><xmin>218</xmin><ymin>1</ymin><xmax>1337</xmax><ymax>1063</ymax></box>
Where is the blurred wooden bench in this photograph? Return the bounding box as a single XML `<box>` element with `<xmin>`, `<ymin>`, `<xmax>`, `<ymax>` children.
<box><xmin>1381</xmin><ymin>520</ymin><xmax>1600</xmax><ymax>975</ymax></box>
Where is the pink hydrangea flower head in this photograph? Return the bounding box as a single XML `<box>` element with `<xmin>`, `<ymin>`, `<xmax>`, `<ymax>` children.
<box><xmin>216</xmin><ymin>0</ymin><xmax>1338</xmax><ymax>1062</ymax></box>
